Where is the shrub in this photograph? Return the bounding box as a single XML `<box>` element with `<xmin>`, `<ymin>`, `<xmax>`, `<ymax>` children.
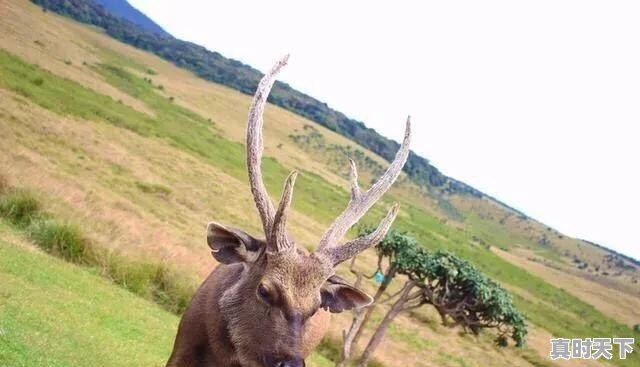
<box><xmin>149</xmin><ymin>262</ymin><xmax>195</xmax><ymax>314</ymax></box>
<box><xmin>0</xmin><ymin>190</ymin><xmax>41</xmax><ymax>226</ymax></box>
<box><xmin>370</xmin><ymin>228</ymin><xmax>527</xmax><ymax>347</ymax></box>
<box><xmin>27</xmin><ymin>219</ymin><xmax>87</xmax><ymax>263</ymax></box>
<box><xmin>97</xmin><ymin>251</ymin><xmax>194</xmax><ymax>314</ymax></box>
<box><xmin>100</xmin><ymin>253</ymin><xmax>156</xmax><ymax>295</ymax></box>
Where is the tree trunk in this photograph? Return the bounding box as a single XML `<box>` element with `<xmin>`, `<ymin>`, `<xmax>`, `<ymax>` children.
<box><xmin>357</xmin><ymin>281</ymin><xmax>414</xmax><ymax>367</ymax></box>
<box><xmin>351</xmin><ymin>265</ymin><xmax>397</xmax><ymax>346</ymax></box>
<box><xmin>335</xmin><ymin>307</ymin><xmax>365</xmax><ymax>367</ymax></box>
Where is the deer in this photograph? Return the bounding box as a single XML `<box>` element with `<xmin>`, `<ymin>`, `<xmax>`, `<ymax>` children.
<box><xmin>166</xmin><ymin>55</ymin><xmax>411</xmax><ymax>367</ymax></box>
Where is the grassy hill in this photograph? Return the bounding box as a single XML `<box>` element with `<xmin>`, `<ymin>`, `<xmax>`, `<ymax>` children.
<box><xmin>0</xmin><ymin>228</ymin><xmax>179</xmax><ymax>367</ymax></box>
<box><xmin>0</xmin><ymin>1</ymin><xmax>638</xmax><ymax>366</ymax></box>
<box><xmin>32</xmin><ymin>0</ymin><xmax>486</xmax><ymax>197</ymax></box>
<box><xmin>0</xmin><ymin>225</ymin><xmax>334</xmax><ymax>367</ymax></box>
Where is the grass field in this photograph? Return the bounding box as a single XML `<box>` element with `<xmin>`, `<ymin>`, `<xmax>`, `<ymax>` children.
<box><xmin>0</xmin><ymin>231</ymin><xmax>178</xmax><ymax>367</ymax></box>
<box><xmin>0</xmin><ymin>1</ymin><xmax>638</xmax><ymax>366</ymax></box>
<box><xmin>0</xmin><ymin>222</ymin><xmax>334</xmax><ymax>367</ymax></box>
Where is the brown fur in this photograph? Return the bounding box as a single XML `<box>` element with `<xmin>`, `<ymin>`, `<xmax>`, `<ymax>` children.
<box><xmin>166</xmin><ymin>227</ymin><xmax>368</xmax><ymax>367</ymax></box>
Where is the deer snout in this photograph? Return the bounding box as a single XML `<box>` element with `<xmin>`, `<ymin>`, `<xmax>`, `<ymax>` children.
<box><xmin>274</xmin><ymin>358</ymin><xmax>305</xmax><ymax>367</ymax></box>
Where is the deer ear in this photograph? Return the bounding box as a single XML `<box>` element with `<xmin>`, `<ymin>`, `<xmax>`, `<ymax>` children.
<box><xmin>206</xmin><ymin>222</ymin><xmax>264</xmax><ymax>264</ymax></box>
<box><xmin>320</xmin><ymin>275</ymin><xmax>373</xmax><ymax>313</ymax></box>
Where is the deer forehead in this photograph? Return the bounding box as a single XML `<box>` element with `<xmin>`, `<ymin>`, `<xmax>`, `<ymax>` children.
<box><xmin>264</xmin><ymin>254</ymin><xmax>330</xmax><ymax>303</ymax></box>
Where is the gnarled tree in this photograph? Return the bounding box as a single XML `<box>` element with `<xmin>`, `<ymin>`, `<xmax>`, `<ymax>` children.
<box><xmin>337</xmin><ymin>229</ymin><xmax>527</xmax><ymax>367</ymax></box>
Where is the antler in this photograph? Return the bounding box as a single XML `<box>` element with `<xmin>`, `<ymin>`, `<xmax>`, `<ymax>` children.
<box><xmin>246</xmin><ymin>55</ymin><xmax>296</xmax><ymax>252</ymax></box>
<box><xmin>245</xmin><ymin>55</ymin><xmax>411</xmax><ymax>260</ymax></box>
<box><xmin>269</xmin><ymin>170</ymin><xmax>298</xmax><ymax>252</ymax></box>
<box><xmin>315</xmin><ymin>118</ymin><xmax>411</xmax><ymax>265</ymax></box>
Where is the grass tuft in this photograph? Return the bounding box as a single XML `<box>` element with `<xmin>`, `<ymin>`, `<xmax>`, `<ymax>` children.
<box><xmin>0</xmin><ymin>189</ymin><xmax>41</xmax><ymax>226</ymax></box>
<box><xmin>28</xmin><ymin>219</ymin><xmax>87</xmax><ymax>263</ymax></box>
<box><xmin>96</xmin><ymin>253</ymin><xmax>195</xmax><ymax>314</ymax></box>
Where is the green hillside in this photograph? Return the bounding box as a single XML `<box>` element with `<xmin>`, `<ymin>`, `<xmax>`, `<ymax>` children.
<box><xmin>0</xmin><ymin>228</ymin><xmax>333</xmax><ymax>367</ymax></box>
<box><xmin>0</xmin><ymin>1</ymin><xmax>638</xmax><ymax>366</ymax></box>
<box><xmin>0</xmin><ymin>231</ymin><xmax>178</xmax><ymax>367</ymax></box>
<box><xmin>31</xmin><ymin>0</ymin><xmax>487</xmax><ymax>197</ymax></box>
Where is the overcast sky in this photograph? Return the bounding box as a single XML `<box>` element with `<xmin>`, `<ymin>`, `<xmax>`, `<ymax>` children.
<box><xmin>129</xmin><ymin>0</ymin><xmax>640</xmax><ymax>259</ymax></box>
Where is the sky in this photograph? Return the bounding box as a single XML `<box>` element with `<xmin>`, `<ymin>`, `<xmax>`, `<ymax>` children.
<box><xmin>129</xmin><ymin>0</ymin><xmax>640</xmax><ymax>259</ymax></box>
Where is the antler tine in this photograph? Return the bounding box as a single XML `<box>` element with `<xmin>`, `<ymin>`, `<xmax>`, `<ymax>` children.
<box><xmin>269</xmin><ymin>171</ymin><xmax>298</xmax><ymax>252</ymax></box>
<box><xmin>326</xmin><ymin>203</ymin><xmax>399</xmax><ymax>265</ymax></box>
<box><xmin>246</xmin><ymin>55</ymin><xmax>290</xmax><ymax>237</ymax></box>
<box><xmin>316</xmin><ymin>117</ymin><xmax>411</xmax><ymax>265</ymax></box>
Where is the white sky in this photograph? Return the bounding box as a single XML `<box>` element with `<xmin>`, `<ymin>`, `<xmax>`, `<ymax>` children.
<box><xmin>129</xmin><ymin>0</ymin><xmax>640</xmax><ymax>259</ymax></box>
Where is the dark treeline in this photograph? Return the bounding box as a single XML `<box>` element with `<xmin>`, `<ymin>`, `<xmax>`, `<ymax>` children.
<box><xmin>93</xmin><ymin>0</ymin><xmax>170</xmax><ymax>36</ymax></box>
<box><xmin>34</xmin><ymin>0</ymin><xmax>485</xmax><ymax>197</ymax></box>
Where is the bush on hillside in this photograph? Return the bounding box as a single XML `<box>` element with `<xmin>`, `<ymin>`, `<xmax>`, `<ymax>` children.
<box><xmin>28</xmin><ymin>219</ymin><xmax>88</xmax><ymax>263</ymax></box>
<box><xmin>0</xmin><ymin>189</ymin><xmax>41</xmax><ymax>226</ymax></box>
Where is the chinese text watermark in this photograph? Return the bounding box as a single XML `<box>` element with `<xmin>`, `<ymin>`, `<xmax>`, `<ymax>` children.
<box><xmin>550</xmin><ymin>338</ymin><xmax>634</xmax><ymax>360</ymax></box>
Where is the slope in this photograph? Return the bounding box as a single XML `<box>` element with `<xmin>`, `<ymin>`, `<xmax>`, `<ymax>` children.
<box><xmin>31</xmin><ymin>0</ymin><xmax>482</xmax><ymax>197</ymax></box>
<box><xmin>0</xmin><ymin>226</ymin><xmax>334</xmax><ymax>367</ymax></box>
<box><xmin>0</xmin><ymin>230</ymin><xmax>179</xmax><ymax>367</ymax></box>
<box><xmin>30</xmin><ymin>0</ymin><xmax>640</xmax><ymax>290</ymax></box>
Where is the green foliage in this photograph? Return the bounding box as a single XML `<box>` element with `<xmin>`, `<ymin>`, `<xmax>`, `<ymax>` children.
<box><xmin>32</xmin><ymin>0</ymin><xmax>487</xmax><ymax>197</ymax></box>
<box><xmin>0</xmin><ymin>189</ymin><xmax>41</xmax><ymax>226</ymax></box>
<box><xmin>96</xmin><ymin>253</ymin><xmax>195</xmax><ymax>314</ymax></box>
<box><xmin>370</xmin><ymin>228</ymin><xmax>527</xmax><ymax>347</ymax></box>
<box><xmin>28</xmin><ymin>219</ymin><xmax>88</xmax><ymax>263</ymax></box>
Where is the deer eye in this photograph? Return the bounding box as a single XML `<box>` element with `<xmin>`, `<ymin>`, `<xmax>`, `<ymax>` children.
<box><xmin>257</xmin><ymin>283</ymin><xmax>274</xmax><ymax>305</ymax></box>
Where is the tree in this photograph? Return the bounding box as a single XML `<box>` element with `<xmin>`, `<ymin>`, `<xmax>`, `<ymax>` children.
<box><xmin>349</xmin><ymin>231</ymin><xmax>414</xmax><ymax>346</ymax></box>
<box><xmin>337</xmin><ymin>229</ymin><xmax>527</xmax><ymax>367</ymax></box>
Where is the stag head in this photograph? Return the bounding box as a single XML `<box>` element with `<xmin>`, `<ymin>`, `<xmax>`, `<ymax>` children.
<box><xmin>206</xmin><ymin>56</ymin><xmax>411</xmax><ymax>367</ymax></box>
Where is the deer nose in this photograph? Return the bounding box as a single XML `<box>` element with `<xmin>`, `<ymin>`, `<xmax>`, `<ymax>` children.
<box><xmin>275</xmin><ymin>358</ymin><xmax>305</xmax><ymax>367</ymax></box>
